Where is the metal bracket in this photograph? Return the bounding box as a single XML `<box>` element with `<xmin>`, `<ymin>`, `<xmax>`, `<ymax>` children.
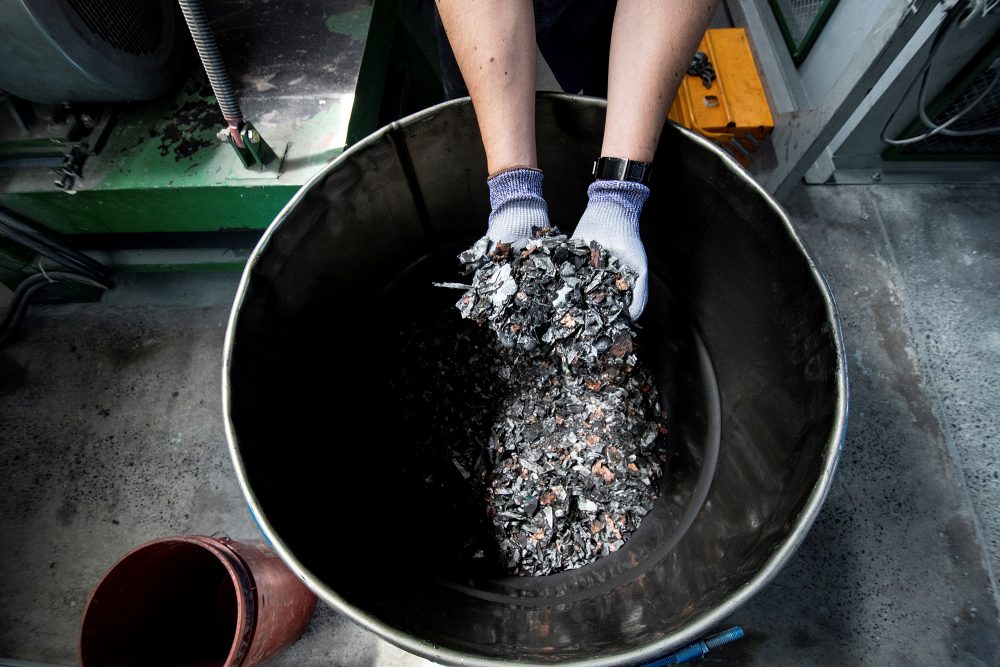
<box><xmin>221</xmin><ymin>122</ymin><xmax>277</xmax><ymax>169</ymax></box>
<box><xmin>51</xmin><ymin>107</ymin><xmax>116</xmax><ymax>191</ymax></box>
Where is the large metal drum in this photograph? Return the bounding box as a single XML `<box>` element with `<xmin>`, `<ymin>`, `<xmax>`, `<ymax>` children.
<box><xmin>223</xmin><ymin>94</ymin><xmax>847</xmax><ymax>665</ymax></box>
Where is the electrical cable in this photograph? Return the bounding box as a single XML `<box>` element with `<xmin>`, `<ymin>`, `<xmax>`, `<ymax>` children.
<box><xmin>0</xmin><ymin>272</ymin><xmax>108</xmax><ymax>348</ymax></box>
<box><xmin>918</xmin><ymin>57</ymin><xmax>1000</xmax><ymax>135</ymax></box>
<box><xmin>881</xmin><ymin>2</ymin><xmax>1000</xmax><ymax>145</ymax></box>
<box><xmin>0</xmin><ymin>208</ymin><xmax>114</xmax><ymax>288</ymax></box>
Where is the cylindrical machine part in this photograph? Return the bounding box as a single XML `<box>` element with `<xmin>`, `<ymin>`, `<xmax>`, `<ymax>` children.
<box><xmin>0</xmin><ymin>0</ymin><xmax>189</xmax><ymax>103</ymax></box>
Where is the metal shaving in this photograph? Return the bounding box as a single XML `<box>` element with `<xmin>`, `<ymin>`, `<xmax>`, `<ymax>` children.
<box><xmin>431</xmin><ymin>227</ymin><xmax>669</xmax><ymax>576</ymax></box>
<box><xmin>687</xmin><ymin>51</ymin><xmax>716</xmax><ymax>89</ymax></box>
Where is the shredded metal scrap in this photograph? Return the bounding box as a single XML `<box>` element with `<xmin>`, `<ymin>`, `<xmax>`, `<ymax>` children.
<box><xmin>687</xmin><ymin>51</ymin><xmax>716</xmax><ymax>89</ymax></box>
<box><xmin>435</xmin><ymin>227</ymin><xmax>668</xmax><ymax>576</ymax></box>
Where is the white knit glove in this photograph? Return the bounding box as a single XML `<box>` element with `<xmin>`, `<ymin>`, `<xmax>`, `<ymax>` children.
<box><xmin>571</xmin><ymin>179</ymin><xmax>650</xmax><ymax>320</ymax></box>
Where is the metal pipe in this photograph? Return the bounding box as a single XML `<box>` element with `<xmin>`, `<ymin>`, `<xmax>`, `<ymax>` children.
<box><xmin>176</xmin><ymin>0</ymin><xmax>244</xmax><ymax>146</ymax></box>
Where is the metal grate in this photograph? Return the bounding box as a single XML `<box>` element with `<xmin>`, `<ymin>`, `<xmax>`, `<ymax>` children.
<box><xmin>772</xmin><ymin>0</ymin><xmax>826</xmax><ymax>44</ymax></box>
<box><xmin>769</xmin><ymin>0</ymin><xmax>839</xmax><ymax>63</ymax></box>
<box><xmin>66</xmin><ymin>0</ymin><xmax>163</xmax><ymax>56</ymax></box>
<box><xmin>900</xmin><ymin>65</ymin><xmax>1000</xmax><ymax>156</ymax></box>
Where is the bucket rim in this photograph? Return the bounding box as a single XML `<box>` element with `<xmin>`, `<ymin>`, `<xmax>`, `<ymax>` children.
<box><xmin>221</xmin><ymin>93</ymin><xmax>849</xmax><ymax>666</ymax></box>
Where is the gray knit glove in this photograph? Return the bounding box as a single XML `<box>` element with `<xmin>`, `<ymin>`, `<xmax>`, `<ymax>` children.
<box><xmin>485</xmin><ymin>168</ymin><xmax>550</xmax><ymax>247</ymax></box>
<box><xmin>571</xmin><ymin>179</ymin><xmax>650</xmax><ymax>320</ymax></box>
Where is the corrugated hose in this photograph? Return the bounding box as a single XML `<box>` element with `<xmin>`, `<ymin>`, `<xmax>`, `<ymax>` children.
<box><xmin>176</xmin><ymin>0</ymin><xmax>244</xmax><ymax>141</ymax></box>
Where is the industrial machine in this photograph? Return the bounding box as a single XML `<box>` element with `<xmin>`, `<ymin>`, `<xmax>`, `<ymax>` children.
<box><xmin>0</xmin><ymin>0</ymin><xmax>189</xmax><ymax>103</ymax></box>
<box><xmin>0</xmin><ymin>0</ymin><xmax>443</xmax><ymax>288</ymax></box>
<box><xmin>1</xmin><ymin>0</ymin><xmax>996</xmax><ymax>294</ymax></box>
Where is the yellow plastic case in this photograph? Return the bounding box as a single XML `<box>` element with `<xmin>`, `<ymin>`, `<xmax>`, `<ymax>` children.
<box><xmin>668</xmin><ymin>28</ymin><xmax>774</xmax><ymax>167</ymax></box>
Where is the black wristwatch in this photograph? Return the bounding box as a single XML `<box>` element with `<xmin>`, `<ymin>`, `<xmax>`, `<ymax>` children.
<box><xmin>592</xmin><ymin>156</ymin><xmax>653</xmax><ymax>184</ymax></box>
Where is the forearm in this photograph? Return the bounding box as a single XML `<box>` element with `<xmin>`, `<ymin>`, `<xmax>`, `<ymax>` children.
<box><xmin>602</xmin><ymin>0</ymin><xmax>718</xmax><ymax>162</ymax></box>
<box><xmin>437</xmin><ymin>0</ymin><xmax>538</xmax><ymax>175</ymax></box>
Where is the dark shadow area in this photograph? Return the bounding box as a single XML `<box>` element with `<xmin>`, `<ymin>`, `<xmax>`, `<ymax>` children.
<box><xmin>80</xmin><ymin>543</ymin><xmax>237</xmax><ymax>667</ymax></box>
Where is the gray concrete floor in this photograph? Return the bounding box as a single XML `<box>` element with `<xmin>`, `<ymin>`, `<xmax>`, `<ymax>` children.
<box><xmin>1</xmin><ymin>183</ymin><xmax>998</xmax><ymax>665</ymax></box>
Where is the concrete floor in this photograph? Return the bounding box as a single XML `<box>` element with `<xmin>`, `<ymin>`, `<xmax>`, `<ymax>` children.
<box><xmin>1</xmin><ymin>183</ymin><xmax>998</xmax><ymax>665</ymax></box>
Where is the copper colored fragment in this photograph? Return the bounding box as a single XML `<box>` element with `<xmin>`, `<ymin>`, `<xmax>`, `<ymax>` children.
<box><xmin>591</xmin><ymin>461</ymin><xmax>615</xmax><ymax>483</ymax></box>
<box><xmin>609</xmin><ymin>331</ymin><xmax>633</xmax><ymax>359</ymax></box>
<box><xmin>492</xmin><ymin>242</ymin><xmax>511</xmax><ymax>260</ymax></box>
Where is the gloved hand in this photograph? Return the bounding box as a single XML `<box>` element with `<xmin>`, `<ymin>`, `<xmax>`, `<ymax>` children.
<box><xmin>485</xmin><ymin>167</ymin><xmax>549</xmax><ymax>248</ymax></box>
<box><xmin>571</xmin><ymin>179</ymin><xmax>650</xmax><ymax>320</ymax></box>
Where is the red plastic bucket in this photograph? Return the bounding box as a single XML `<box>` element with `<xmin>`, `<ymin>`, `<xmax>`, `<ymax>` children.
<box><xmin>79</xmin><ymin>535</ymin><xmax>317</xmax><ymax>667</ymax></box>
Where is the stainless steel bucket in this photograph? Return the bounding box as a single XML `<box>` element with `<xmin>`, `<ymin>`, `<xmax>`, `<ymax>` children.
<box><xmin>222</xmin><ymin>94</ymin><xmax>847</xmax><ymax>665</ymax></box>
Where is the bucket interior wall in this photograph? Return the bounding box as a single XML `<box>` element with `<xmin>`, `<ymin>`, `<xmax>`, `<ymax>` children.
<box><xmin>227</xmin><ymin>96</ymin><xmax>843</xmax><ymax>662</ymax></box>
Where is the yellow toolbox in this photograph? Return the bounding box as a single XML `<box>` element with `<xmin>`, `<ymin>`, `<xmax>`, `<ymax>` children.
<box><xmin>668</xmin><ymin>28</ymin><xmax>774</xmax><ymax>167</ymax></box>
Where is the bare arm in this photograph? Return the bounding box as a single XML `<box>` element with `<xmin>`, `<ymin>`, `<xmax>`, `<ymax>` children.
<box><xmin>574</xmin><ymin>0</ymin><xmax>718</xmax><ymax>320</ymax></box>
<box><xmin>436</xmin><ymin>0</ymin><xmax>539</xmax><ymax>175</ymax></box>
<box><xmin>602</xmin><ymin>0</ymin><xmax>719</xmax><ymax>162</ymax></box>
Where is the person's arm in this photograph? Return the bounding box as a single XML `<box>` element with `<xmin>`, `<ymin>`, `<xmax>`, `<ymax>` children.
<box><xmin>574</xmin><ymin>0</ymin><xmax>718</xmax><ymax>319</ymax></box>
<box><xmin>602</xmin><ymin>1</ymin><xmax>718</xmax><ymax>162</ymax></box>
<box><xmin>436</xmin><ymin>0</ymin><xmax>538</xmax><ymax>176</ymax></box>
<box><xmin>437</xmin><ymin>0</ymin><xmax>549</xmax><ymax>247</ymax></box>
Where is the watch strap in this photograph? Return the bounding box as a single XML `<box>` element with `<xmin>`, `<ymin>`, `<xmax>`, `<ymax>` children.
<box><xmin>592</xmin><ymin>157</ymin><xmax>653</xmax><ymax>184</ymax></box>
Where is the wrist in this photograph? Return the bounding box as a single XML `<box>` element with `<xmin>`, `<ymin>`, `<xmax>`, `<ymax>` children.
<box><xmin>487</xmin><ymin>168</ymin><xmax>548</xmax><ymax>237</ymax></box>
<box><xmin>583</xmin><ymin>180</ymin><xmax>649</xmax><ymax>233</ymax></box>
<box><xmin>592</xmin><ymin>157</ymin><xmax>653</xmax><ymax>185</ymax></box>
<box><xmin>489</xmin><ymin>165</ymin><xmax>542</xmax><ymax>179</ymax></box>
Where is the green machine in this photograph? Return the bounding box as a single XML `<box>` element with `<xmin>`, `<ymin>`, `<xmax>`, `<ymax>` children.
<box><xmin>0</xmin><ymin>0</ymin><xmax>444</xmax><ymax>287</ymax></box>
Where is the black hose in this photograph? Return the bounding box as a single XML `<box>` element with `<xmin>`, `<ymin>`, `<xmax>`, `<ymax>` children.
<box><xmin>0</xmin><ymin>208</ymin><xmax>114</xmax><ymax>288</ymax></box>
<box><xmin>177</xmin><ymin>0</ymin><xmax>244</xmax><ymax>132</ymax></box>
<box><xmin>0</xmin><ymin>272</ymin><xmax>108</xmax><ymax>348</ymax></box>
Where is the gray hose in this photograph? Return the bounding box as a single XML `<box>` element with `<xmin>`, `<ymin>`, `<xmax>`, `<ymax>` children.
<box><xmin>177</xmin><ymin>0</ymin><xmax>243</xmax><ymax>131</ymax></box>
